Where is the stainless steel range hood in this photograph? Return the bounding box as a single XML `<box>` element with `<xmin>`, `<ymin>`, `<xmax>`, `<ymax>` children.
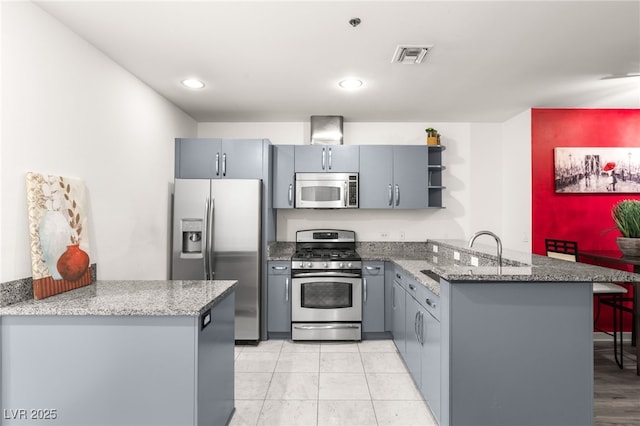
<box><xmin>310</xmin><ymin>115</ymin><xmax>343</xmax><ymax>145</ymax></box>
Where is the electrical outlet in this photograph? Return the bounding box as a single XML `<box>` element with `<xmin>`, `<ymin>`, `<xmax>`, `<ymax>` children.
<box><xmin>432</xmin><ymin>256</ymin><xmax>438</xmax><ymax>263</ymax></box>
<box><xmin>471</xmin><ymin>256</ymin><xmax>479</xmax><ymax>267</ymax></box>
<box><xmin>380</xmin><ymin>232</ymin><xmax>389</xmax><ymax>240</ymax></box>
<box><xmin>399</xmin><ymin>231</ymin><xmax>405</xmax><ymax>241</ymax></box>
<box><xmin>432</xmin><ymin>245</ymin><xmax>438</xmax><ymax>253</ymax></box>
<box><xmin>454</xmin><ymin>251</ymin><xmax>460</xmax><ymax>261</ymax></box>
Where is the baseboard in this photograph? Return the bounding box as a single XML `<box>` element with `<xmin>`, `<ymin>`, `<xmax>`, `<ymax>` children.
<box><xmin>593</xmin><ymin>331</ymin><xmax>634</xmax><ymax>342</ymax></box>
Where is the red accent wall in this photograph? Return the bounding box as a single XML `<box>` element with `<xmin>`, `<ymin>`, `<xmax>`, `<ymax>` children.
<box><xmin>531</xmin><ymin>108</ymin><xmax>640</xmax><ymax>330</ymax></box>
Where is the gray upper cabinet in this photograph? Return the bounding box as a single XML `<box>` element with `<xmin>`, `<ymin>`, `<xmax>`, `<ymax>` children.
<box><xmin>273</xmin><ymin>145</ymin><xmax>295</xmax><ymax>208</ymax></box>
<box><xmin>175</xmin><ymin>138</ymin><xmax>264</xmax><ymax>179</ymax></box>
<box><xmin>393</xmin><ymin>146</ymin><xmax>430</xmax><ymax>208</ymax></box>
<box><xmin>359</xmin><ymin>145</ymin><xmax>430</xmax><ymax>209</ymax></box>
<box><xmin>294</xmin><ymin>145</ymin><xmax>360</xmax><ymax>173</ymax></box>
<box><xmin>359</xmin><ymin>146</ymin><xmax>394</xmax><ymax>208</ymax></box>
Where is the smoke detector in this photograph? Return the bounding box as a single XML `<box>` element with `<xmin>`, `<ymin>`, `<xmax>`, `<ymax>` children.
<box><xmin>391</xmin><ymin>45</ymin><xmax>432</xmax><ymax>64</ymax></box>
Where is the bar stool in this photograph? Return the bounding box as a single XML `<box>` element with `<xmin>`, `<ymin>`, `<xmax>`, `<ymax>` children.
<box><xmin>545</xmin><ymin>239</ymin><xmax>628</xmax><ymax>369</ymax></box>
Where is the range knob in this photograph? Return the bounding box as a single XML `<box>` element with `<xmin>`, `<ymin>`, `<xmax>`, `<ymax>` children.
<box><xmin>298</xmin><ymin>262</ymin><xmax>305</xmax><ymax>268</ymax></box>
<box><xmin>339</xmin><ymin>262</ymin><xmax>344</xmax><ymax>268</ymax></box>
<box><xmin>306</xmin><ymin>262</ymin><xmax>312</xmax><ymax>268</ymax></box>
<box><xmin>346</xmin><ymin>262</ymin><xmax>352</xmax><ymax>268</ymax></box>
<box><xmin>323</xmin><ymin>262</ymin><xmax>328</xmax><ymax>268</ymax></box>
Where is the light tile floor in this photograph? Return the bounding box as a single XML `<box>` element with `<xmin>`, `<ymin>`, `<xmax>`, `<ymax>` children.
<box><xmin>230</xmin><ymin>339</ymin><xmax>437</xmax><ymax>426</ymax></box>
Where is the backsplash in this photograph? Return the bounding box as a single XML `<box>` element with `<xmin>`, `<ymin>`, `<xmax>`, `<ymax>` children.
<box><xmin>0</xmin><ymin>264</ymin><xmax>97</xmax><ymax>307</ymax></box>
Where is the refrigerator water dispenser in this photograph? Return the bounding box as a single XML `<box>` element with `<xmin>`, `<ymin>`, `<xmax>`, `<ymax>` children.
<box><xmin>180</xmin><ymin>219</ymin><xmax>203</xmax><ymax>258</ymax></box>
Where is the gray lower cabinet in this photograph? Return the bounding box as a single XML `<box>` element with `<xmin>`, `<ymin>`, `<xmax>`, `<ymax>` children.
<box><xmin>273</xmin><ymin>145</ymin><xmax>295</xmax><ymax>208</ymax></box>
<box><xmin>391</xmin><ymin>279</ymin><xmax>406</xmax><ymax>355</ymax></box>
<box><xmin>421</xmin><ymin>308</ymin><xmax>441</xmax><ymax>424</ymax></box>
<box><xmin>0</xmin><ymin>291</ymin><xmax>236</xmax><ymax>426</ymax></box>
<box><xmin>267</xmin><ymin>261</ymin><xmax>291</xmax><ymax>335</ymax></box>
<box><xmin>384</xmin><ymin>262</ymin><xmax>395</xmax><ymax>332</ymax></box>
<box><xmin>175</xmin><ymin>138</ymin><xmax>265</xmax><ymax>179</ymax></box>
<box><xmin>400</xmin><ymin>271</ymin><xmax>441</xmax><ymax>425</ymax></box>
<box><xmin>294</xmin><ymin>145</ymin><xmax>359</xmax><ymax>173</ymax></box>
<box><xmin>359</xmin><ymin>145</ymin><xmax>430</xmax><ymax>209</ymax></box>
<box><xmin>362</xmin><ymin>261</ymin><xmax>385</xmax><ymax>333</ymax></box>
<box><xmin>404</xmin><ymin>292</ymin><xmax>422</xmax><ymax>384</ymax></box>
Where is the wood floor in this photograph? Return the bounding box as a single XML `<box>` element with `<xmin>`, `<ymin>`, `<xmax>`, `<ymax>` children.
<box><xmin>594</xmin><ymin>341</ymin><xmax>640</xmax><ymax>426</ymax></box>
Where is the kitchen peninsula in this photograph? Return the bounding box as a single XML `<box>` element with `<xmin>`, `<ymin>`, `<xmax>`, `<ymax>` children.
<box><xmin>383</xmin><ymin>240</ymin><xmax>640</xmax><ymax>426</ymax></box>
<box><xmin>268</xmin><ymin>239</ymin><xmax>640</xmax><ymax>426</ymax></box>
<box><xmin>0</xmin><ymin>280</ymin><xmax>236</xmax><ymax>426</ymax></box>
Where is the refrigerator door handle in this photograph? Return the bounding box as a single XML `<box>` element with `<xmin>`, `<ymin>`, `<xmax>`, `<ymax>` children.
<box><xmin>322</xmin><ymin>147</ymin><xmax>326</xmax><ymax>170</ymax></box>
<box><xmin>328</xmin><ymin>147</ymin><xmax>333</xmax><ymax>170</ymax></box>
<box><xmin>215</xmin><ymin>153</ymin><xmax>220</xmax><ymax>177</ymax></box>
<box><xmin>207</xmin><ymin>197</ymin><xmax>215</xmax><ymax>279</ymax></box>
<box><xmin>203</xmin><ymin>197</ymin><xmax>210</xmax><ymax>279</ymax></box>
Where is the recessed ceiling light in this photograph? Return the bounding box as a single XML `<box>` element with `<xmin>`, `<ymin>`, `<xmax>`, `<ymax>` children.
<box><xmin>181</xmin><ymin>78</ymin><xmax>205</xmax><ymax>89</ymax></box>
<box><xmin>339</xmin><ymin>79</ymin><xmax>363</xmax><ymax>89</ymax></box>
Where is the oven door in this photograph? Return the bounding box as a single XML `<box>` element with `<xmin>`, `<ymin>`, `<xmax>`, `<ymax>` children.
<box><xmin>291</xmin><ymin>277</ymin><xmax>362</xmax><ymax>322</ymax></box>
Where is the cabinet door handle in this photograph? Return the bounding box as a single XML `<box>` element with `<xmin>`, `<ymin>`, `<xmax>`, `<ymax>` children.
<box><xmin>328</xmin><ymin>147</ymin><xmax>333</xmax><ymax>170</ymax></box>
<box><xmin>364</xmin><ymin>266</ymin><xmax>380</xmax><ymax>271</ymax></box>
<box><xmin>215</xmin><ymin>153</ymin><xmax>220</xmax><ymax>176</ymax></box>
<box><xmin>272</xmin><ymin>266</ymin><xmax>288</xmax><ymax>271</ymax></box>
<box><xmin>222</xmin><ymin>153</ymin><xmax>227</xmax><ymax>177</ymax></box>
<box><xmin>322</xmin><ymin>147</ymin><xmax>326</xmax><ymax>170</ymax></box>
<box><xmin>392</xmin><ymin>286</ymin><xmax>396</xmax><ymax>309</ymax></box>
<box><xmin>414</xmin><ymin>311</ymin><xmax>419</xmax><ymax>340</ymax></box>
<box><xmin>363</xmin><ymin>278</ymin><xmax>368</xmax><ymax>303</ymax></box>
<box><xmin>395</xmin><ymin>184</ymin><xmax>400</xmax><ymax>206</ymax></box>
<box><xmin>285</xmin><ymin>278</ymin><xmax>289</xmax><ymax>302</ymax></box>
<box><xmin>288</xmin><ymin>184</ymin><xmax>293</xmax><ymax>206</ymax></box>
<box><xmin>426</xmin><ymin>298</ymin><xmax>436</xmax><ymax>309</ymax></box>
<box><xmin>421</xmin><ymin>312</ymin><xmax>425</xmax><ymax>345</ymax></box>
<box><xmin>388</xmin><ymin>184</ymin><xmax>393</xmax><ymax>206</ymax></box>
<box><xmin>408</xmin><ymin>284</ymin><xmax>416</xmax><ymax>291</ymax></box>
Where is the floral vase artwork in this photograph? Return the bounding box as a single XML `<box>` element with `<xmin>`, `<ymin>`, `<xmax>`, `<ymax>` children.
<box><xmin>38</xmin><ymin>210</ymin><xmax>71</xmax><ymax>280</ymax></box>
<box><xmin>26</xmin><ymin>172</ymin><xmax>93</xmax><ymax>299</ymax></box>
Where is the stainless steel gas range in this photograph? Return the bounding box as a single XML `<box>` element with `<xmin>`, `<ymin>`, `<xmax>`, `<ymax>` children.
<box><xmin>290</xmin><ymin>229</ymin><xmax>362</xmax><ymax>341</ymax></box>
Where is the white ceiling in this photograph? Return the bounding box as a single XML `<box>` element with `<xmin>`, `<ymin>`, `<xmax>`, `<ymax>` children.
<box><xmin>34</xmin><ymin>0</ymin><xmax>640</xmax><ymax>123</ymax></box>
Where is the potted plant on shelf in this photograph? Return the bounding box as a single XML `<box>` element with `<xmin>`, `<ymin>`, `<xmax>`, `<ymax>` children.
<box><xmin>425</xmin><ymin>128</ymin><xmax>440</xmax><ymax>146</ymax></box>
<box><xmin>612</xmin><ymin>199</ymin><xmax>640</xmax><ymax>256</ymax></box>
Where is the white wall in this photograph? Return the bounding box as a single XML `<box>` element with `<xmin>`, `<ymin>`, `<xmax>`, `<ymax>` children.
<box><xmin>1</xmin><ymin>2</ymin><xmax>197</xmax><ymax>282</ymax></box>
<box><xmin>500</xmin><ymin>110</ymin><xmax>532</xmax><ymax>252</ymax></box>
<box><xmin>198</xmin><ymin>122</ymin><xmax>475</xmax><ymax>243</ymax></box>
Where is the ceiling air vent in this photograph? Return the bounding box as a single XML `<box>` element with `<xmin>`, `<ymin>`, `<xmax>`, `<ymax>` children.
<box><xmin>391</xmin><ymin>45</ymin><xmax>432</xmax><ymax>64</ymax></box>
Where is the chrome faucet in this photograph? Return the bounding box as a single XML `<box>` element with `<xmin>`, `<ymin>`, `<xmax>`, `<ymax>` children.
<box><xmin>468</xmin><ymin>230</ymin><xmax>503</xmax><ymax>273</ymax></box>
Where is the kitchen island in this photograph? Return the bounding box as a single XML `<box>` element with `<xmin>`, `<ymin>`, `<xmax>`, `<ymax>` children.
<box><xmin>0</xmin><ymin>280</ymin><xmax>236</xmax><ymax>426</ymax></box>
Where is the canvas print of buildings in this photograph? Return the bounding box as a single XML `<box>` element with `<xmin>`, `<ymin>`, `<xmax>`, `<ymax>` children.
<box><xmin>554</xmin><ymin>147</ymin><xmax>640</xmax><ymax>193</ymax></box>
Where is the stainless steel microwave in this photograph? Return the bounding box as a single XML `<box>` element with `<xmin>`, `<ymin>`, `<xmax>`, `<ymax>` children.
<box><xmin>295</xmin><ymin>173</ymin><xmax>358</xmax><ymax>208</ymax></box>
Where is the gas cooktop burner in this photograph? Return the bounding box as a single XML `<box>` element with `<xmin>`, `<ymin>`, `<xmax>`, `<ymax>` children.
<box><xmin>293</xmin><ymin>248</ymin><xmax>359</xmax><ymax>261</ymax></box>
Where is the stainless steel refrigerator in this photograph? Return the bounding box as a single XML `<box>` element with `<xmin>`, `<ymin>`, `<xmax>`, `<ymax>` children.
<box><xmin>171</xmin><ymin>178</ymin><xmax>262</xmax><ymax>342</ymax></box>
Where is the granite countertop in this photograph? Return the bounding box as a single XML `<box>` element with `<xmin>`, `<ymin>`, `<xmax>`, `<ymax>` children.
<box><xmin>267</xmin><ymin>239</ymin><xmax>640</xmax><ymax>296</ymax></box>
<box><xmin>380</xmin><ymin>240</ymin><xmax>640</xmax><ymax>295</ymax></box>
<box><xmin>0</xmin><ymin>280</ymin><xmax>236</xmax><ymax>316</ymax></box>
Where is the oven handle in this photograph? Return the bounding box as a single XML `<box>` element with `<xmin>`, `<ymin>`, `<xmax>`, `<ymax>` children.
<box><xmin>293</xmin><ymin>324</ymin><xmax>360</xmax><ymax>330</ymax></box>
<box><xmin>291</xmin><ymin>272</ymin><xmax>362</xmax><ymax>278</ymax></box>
